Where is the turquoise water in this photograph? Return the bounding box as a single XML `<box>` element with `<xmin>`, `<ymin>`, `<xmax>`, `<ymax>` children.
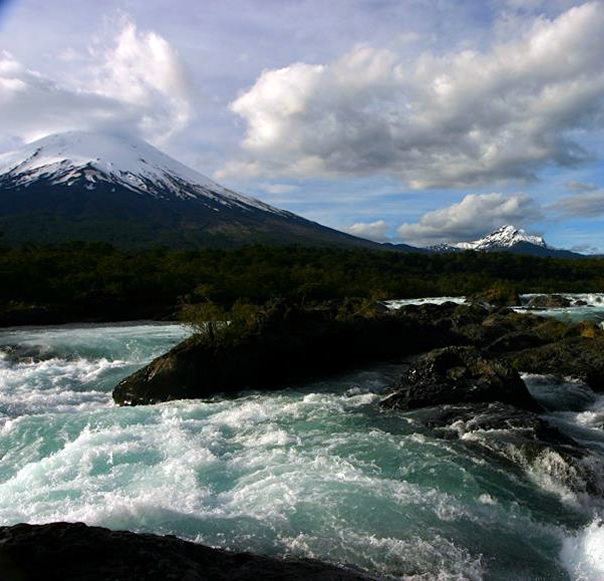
<box><xmin>1</xmin><ymin>322</ymin><xmax>604</xmax><ymax>580</ymax></box>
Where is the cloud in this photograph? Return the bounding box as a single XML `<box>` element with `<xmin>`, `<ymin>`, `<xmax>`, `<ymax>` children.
<box><xmin>344</xmin><ymin>220</ymin><xmax>390</xmax><ymax>242</ymax></box>
<box><xmin>259</xmin><ymin>182</ymin><xmax>300</xmax><ymax>194</ymax></box>
<box><xmin>397</xmin><ymin>193</ymin><xmax>543</xmax><ymax>246</ymax></box>
<box><xmin>0</xmin><ymin>18</ymin><xmax>193</xmax><ymax>147</ymax></box>
<box><xmin>571</xmin><ymin>242</ymin><xmax>600</xmax><ymax>253</ymax></box>
<box><xmin>549</xmin><ymin>189</ymin><xmax>604</xmax><ymax>217</ymax></box>
<box><xmin>90</xmin><ymin>17</ymin><xmax>193</xmax><ymax>140</ymax></box>
<box><xmin>226</xmin><ymin>2</ymin><xmax>604</xmax><ymax>188</ymax></box>
<box><xmin>567</xmin><ymin>180</ymin><xmax>598</xmax><ymax>192</ymax></box>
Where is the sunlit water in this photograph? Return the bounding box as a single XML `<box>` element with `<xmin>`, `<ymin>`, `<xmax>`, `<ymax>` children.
<box><xmin>1</xmin><ymin>317</ymin><xmax>604</xmax><ymax>580</ymax></box>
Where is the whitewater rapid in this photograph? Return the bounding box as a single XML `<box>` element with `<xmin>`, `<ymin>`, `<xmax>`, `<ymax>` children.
<box><xmin>1</xmin><ymin>320</ymin><xmax>604</xmax><ymax>580</ymax></box>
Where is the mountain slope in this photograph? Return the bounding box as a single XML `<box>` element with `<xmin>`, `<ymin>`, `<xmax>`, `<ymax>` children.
<box><xmin>0</xmin><ymin>131</ymin><xmax>384</xmax><ymax>249</ymax></box>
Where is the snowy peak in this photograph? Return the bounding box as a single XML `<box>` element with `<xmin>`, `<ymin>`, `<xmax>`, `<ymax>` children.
<box><xmin>454</xmin><ymin>225</ymin><xmax>547</xmax><ymax>251</ymax></box>
<box><xmin>0</xmin><ymin>131</ymin><xmax>288</xmax><ymax>216</ymax></box>
<box><xmin>0</xmin><ymin>130</ymin><xmax>382</xmax><ymax>250</ymax></box>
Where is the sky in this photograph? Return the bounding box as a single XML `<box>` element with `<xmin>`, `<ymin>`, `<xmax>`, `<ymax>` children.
<box><xmin>1</xmin><ymin>0</ymin><xmax>604</xmax><ymax>251</ymax></box>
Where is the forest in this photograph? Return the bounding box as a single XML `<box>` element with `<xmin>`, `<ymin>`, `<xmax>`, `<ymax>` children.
<box><xmin>1</xmin><ymin>242</ymin><xmax>603</xmax><ymax>323</ymax></box>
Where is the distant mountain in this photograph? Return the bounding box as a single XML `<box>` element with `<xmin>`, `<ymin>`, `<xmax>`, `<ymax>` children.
<box><xmin>0</xmin><ymin>131</ymin><xmax>382</xmax><ymax>249</ymax></box>
<box><xmin>428</xmin><ymin>225</ymin><xmax>583</xmax><ymax>258</ymax></box>
<box><xmin>456</xmin><ymin>225</ymin><xmax>546</xmax><ymax>251</ymax></box>
<box><xmin>380</xmin><ymin>242</ymin><xmax>428</xmax><ymax>253</ymax></box>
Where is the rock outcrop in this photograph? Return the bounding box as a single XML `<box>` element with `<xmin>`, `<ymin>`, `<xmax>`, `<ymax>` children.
<box><xmin>380</xmin><ymin>346</ymin><xmax>540</xmax><ymax>411</ymax></box>
<box><xmin>508</xmin><ymin>336</ymin><xmax>604</xmax><ymax>391</ymax></box>
<box><xmin>113</xmin><ymin>300</ymin><xmax>604</xmax><ymax>405</ymax></box>
<box><xmin>0</xmin><ymin>522</ymin><xmax>376</xmax><ymax>581</ymax></box>
<box><xmin>114</xmin><ymin>302</ymin><xmax>418</xmax><ymax>405</ymax></box>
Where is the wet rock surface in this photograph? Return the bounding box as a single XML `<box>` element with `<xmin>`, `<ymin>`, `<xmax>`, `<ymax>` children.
<box><xmin>0</xmin><ymin>343</ymin><xmax>61</xmax><ymax>364</ymax></box>
<box><xmin>380</xmin><ymin>346</ymin><xmax>540</xmax><ymax>412</ymax></box>
<box><xmin>508</xmin><ymin>336</ymin><xmax>604</xmax><ymax>391</ymax></box>
<box><xmin>0</xmin><ymin>522</ymin><xmax>377</xmax><ymax>581</ymax></box>
<box><xmin>114</xmin><ymin>303</ymin><xmax>418</xmax><ymax>405</ymax></box>
<box><xmin>526</xmin><ymin>294</ymin><xmax>572</xmax><ymax>309</ymax></box>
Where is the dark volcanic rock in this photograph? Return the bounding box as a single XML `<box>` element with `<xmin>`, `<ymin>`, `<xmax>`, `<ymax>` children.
<box><xmin>115</xmin><ymin>301</ymin><xmax>512</xmax><ymax>406</ymax></box>
<box><xmin>0</xmin><ymin>522</ymin><xmax>376</xmax><ymax>581</ymax></box>
<box><xmin>391</xmin><ymin>302</ymin><xmax>490</xmax><ymax>347</ymax></box>
<box><xmin>114</xmin><ymin>303</ymin><xmax>422</xmax><ymax>405</ymax></box>
<box><xmin>405</xmin><ymin>402</ymin><xmax>604</xmax><ymax>497</ymax></box>
<box><xmin>381</xmin><ymin>346</ymin><xmax>540</xmax><ymax>412</ymax></box>
<box><xmin>527</xmin><ymin>294</ymin><xmax>571</xmax><ymax>309</ymax></box>
<box><xmin>113</xmin><ymin>300</ymin><xmax>604</xmax><ymax>406</ymax></box>
<box><xmin>509</xmin><ymin>336</ymin><xmax>604</xmax><ymax>391</ymax></box>
<box><xmin>114</xmin><ymin>300</ymin><xmax>533</xmax><ymax>406</ymax></box>
<box><xmin>0</xmin><ymin>343</ymin><xmax>60</xmax><ymax>364</ymax></box>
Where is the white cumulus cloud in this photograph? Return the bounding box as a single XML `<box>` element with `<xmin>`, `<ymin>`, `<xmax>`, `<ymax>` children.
<box><xmin>226</xmin><ymin>2</ymin><xmax>604</xmax><ymax>189</ymax></box>
<box><xmin>397</xmin><ymin>193</ymin><xmax>543</xmax><ymax>246</ymax></box>
<box><xmin>0</xmin><ymin>18</ymin><xmax>194</xmax><ymax>147</ymax></box>
<box><xmin>90</xmin><ymin>18</ymin><xmax>193</xmax><ymax>140</ymax></box>
<box><xmin>344</xmin><ymin>220</ymin><xmax>390</xmax><ymax>242</ymax></box>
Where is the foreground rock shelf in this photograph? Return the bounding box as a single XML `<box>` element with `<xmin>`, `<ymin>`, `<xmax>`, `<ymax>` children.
<box><xmin>0</xmin><ymin>522</ymin><xmax>377</xmax><ymax>581</ymax></box>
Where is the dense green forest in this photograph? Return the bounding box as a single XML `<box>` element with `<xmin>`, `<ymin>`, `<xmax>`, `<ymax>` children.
<box><xmin>1</xmin><ymin>242</ymin><xmax>604</xmax><ymax>323</ymax></box>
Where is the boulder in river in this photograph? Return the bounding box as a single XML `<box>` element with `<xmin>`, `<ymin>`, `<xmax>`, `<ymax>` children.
<box><xmin>508</xmin><ymin>335</ymin><xmax>604</xmax><ymax>391</ymax></box>
<box><xmin>113</xmin><ymin>300</ymin><xmax>604</xmax><ymax>406</ymax></box>
<box><xmin>526</xmin><ymin>294</ymin><xmax>571</xmax><ymax>309</ymax></box>
<box><xmin>467</xmin><ymin>284</ymin><xmax>521</xmax><ymax>307</ymax></box>
<box><xmin>381</xmin><ymin>346</ymin><xmax>540</xmax><ymax>412</ymax></box>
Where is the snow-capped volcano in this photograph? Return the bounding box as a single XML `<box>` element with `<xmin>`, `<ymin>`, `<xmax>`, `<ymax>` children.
<box><xmin>454</xmin><ymin>225</ymin><xmax>547</xmax><ymax>251</ymax></box>
<box><xmin>0</xmin><ymin>131</ymin><xmax>375</xmax><ymax>249</ymax></box>
<box><xmin>0</xmin><ymin>131</ymin><xmax>287</xmax><ymax>216</ymax></box>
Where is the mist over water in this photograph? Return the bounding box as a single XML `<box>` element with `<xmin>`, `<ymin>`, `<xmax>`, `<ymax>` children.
<box><xmin>1</xmin><ymin>321</ymin><xmax>604</xmax><ymax>580</ymax></box>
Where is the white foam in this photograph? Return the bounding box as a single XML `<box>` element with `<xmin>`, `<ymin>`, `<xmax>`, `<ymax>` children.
<box><xmin>282</xmin><ymin>529</ymin><xmax>485</xmax><ymax>581</ymax></box>
<box><xmin>0</xmin><ymin>355</ymin><xmax>120</xmax><ymax>417</ymax></box>
<box><xmin>520</xmin><ymin>293</ymin><xmax>604</xmax><ymax>308</ymax></box>
<box><xmin>561</xmin><ymin>519</ymin><xmax>604</xmax><ymax>581</ymax></box>
<box><xmin>0</xmin><ymin>322</ymin><xmax>602</xmax><ymax>579</ymax></box>
<box><xmin>386</xmin><ymin>297</ymin><xmax>466</xmax><ymax>309</ymax></box>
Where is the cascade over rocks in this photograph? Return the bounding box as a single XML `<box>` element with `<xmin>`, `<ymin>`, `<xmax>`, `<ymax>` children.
<box><xmin>0</xmin><ymin>522</ymin><xmax>376</xmax><ymax>581</ymax></box>
<box><xmin>403</xmin><ymin>402</ymin><xmax>604</xmax><ymax>498</ymax></box>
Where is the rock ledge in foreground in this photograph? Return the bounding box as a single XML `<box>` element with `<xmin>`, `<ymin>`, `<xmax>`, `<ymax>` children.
<box><xmin>0</xmin><ymin>522</ymin><xmax>377</xmax><ymax>581</ymax></box>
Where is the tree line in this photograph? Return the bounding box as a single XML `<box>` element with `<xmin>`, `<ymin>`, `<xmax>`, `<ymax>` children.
<box><xmin>1</xmin><ymin>242</ymin><xmax>603</xmax><ymax>321</ymax></box>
